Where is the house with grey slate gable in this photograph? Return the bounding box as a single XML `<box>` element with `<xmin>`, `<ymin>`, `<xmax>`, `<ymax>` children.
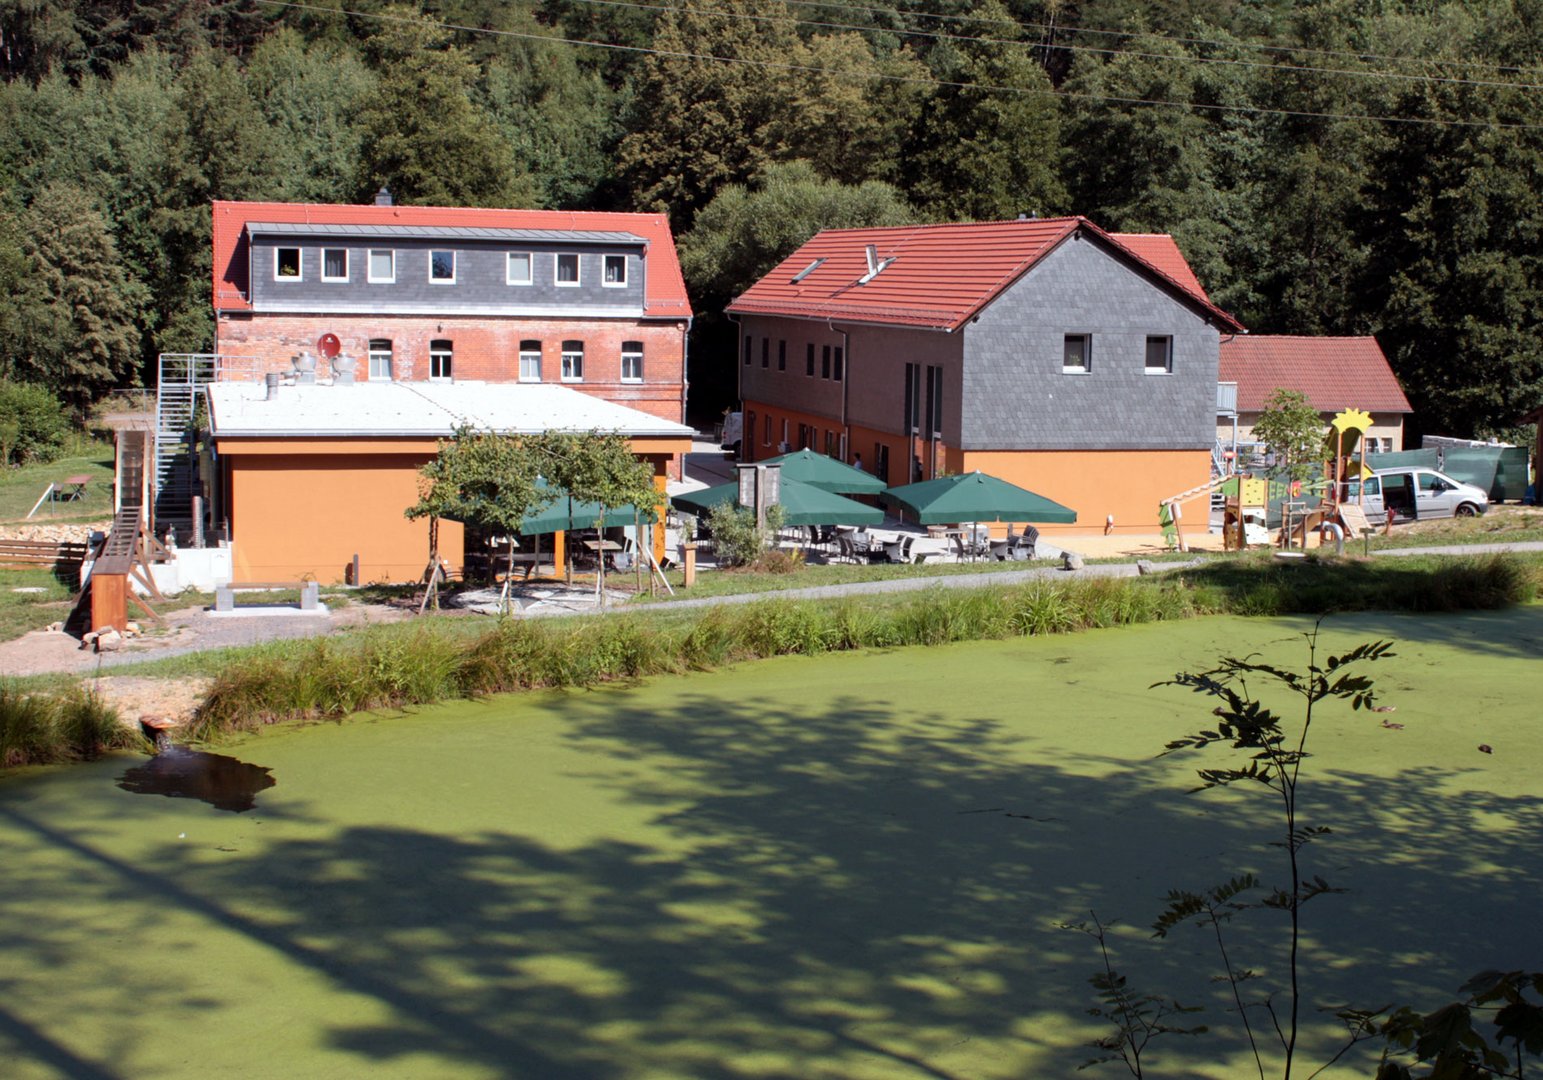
<box><xmin>727</xmin><ymin>217</ymin><xmax>1245</xmax><ymax>539</ymax></box>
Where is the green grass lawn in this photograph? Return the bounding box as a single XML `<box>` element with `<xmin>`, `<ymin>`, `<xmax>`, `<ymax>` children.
<box><xmin>0</xmin><ymin>436</ymin><xmax>117</xmax><ymax>525</ymax></box>
<box><xmin>2</xmin><ymin>610</ymin><xmax>1539</xmax><ymax>1079</ymax></box>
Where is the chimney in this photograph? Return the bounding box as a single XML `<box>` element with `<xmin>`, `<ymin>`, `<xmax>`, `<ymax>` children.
<box><xmin>374</xmin><ymin>185</ymin><xmax>393</xmax><ymax>207</ymax></box>
<box><xmin>265</xmin><ymin>372</ymin><xmax>279</xmax><ymax>401</ymax></box>
<box><xmin>865</xmin><ymin>245</ymin><xmax>878</xmax><ymax>276</ymax></box>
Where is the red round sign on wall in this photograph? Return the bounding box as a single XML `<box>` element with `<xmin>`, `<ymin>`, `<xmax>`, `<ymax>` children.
<box><xmin>317</xmin><ymin>333</ymin><xmax>341</xmax><ymax>358</ymax></box>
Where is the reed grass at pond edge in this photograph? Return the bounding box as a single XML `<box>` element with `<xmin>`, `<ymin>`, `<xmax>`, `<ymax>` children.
<box><xmin>187</xmin><ymin>554</ymin><xmax>1537</xmax><ymax>742</ymax></box>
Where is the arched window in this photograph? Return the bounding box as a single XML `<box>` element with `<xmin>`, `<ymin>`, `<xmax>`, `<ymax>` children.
<box><xmin>621</xmin><ymin>341</ymin><xmax>643</xmax><ymax>383</ymax></box>
<box><xmin>429</xmin><ymin>340</ymin><xmax>453</xmax><ymax>381</ymax></box>
<box><xmin>561</xmin><ymin>340</ymin><xmax>584</xmax><ymax>382</ymax></box>
<box><xmin>368</xmin><ymin>339</ymin><xmax>393</xmax><ymax>380</ymax></box>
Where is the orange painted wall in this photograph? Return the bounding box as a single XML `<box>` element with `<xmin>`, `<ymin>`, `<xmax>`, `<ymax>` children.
<box><xmin>225</xmin><ymin>451</ymin><xmax>458</xmax><ymax>583</ymax></box>
<box><xmin>957</xmin><ymin>449</ymin><xmax>1211</xmax><ymax>537</ymax></box>
<box><xmin>219</xmin><ymin>436</ymin><xmax>689</xmax><ymax>583</ymax></box>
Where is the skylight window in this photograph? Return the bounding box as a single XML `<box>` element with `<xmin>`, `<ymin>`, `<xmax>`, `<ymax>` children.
<box><xmin>790</xmin><ymin>258</ymin><xmax>825</xmax><ymax>284</ymax></box>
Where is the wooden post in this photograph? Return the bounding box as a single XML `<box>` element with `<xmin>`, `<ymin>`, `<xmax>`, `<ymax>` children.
<box><xmin>682</xmin><ymin>542</ymin><xmax>697</xmax><ymax>588</ymax></box>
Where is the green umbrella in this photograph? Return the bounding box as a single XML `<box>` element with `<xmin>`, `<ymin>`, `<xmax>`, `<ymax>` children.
<box><xmin>518</xmin><ymin>479</ymin><xmax>655</xmax><ymax>535</ymax></box>
<box><xmin>672</xmin><ymin>477</ymin><xmax>884</xmax><ymax>526</ymax></box>
<box><xmin>879</xmin><ymin>471</ymin><xmax>1077</xmax><ymax>525</ymax></box>
<box><xmin>757</xmin><ymin>448</ymin><xmax>886</xmax><ymax>494</ymax></box>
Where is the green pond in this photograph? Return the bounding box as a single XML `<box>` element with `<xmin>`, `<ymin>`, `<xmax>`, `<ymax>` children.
<box><xmin>3</xmin><ymin>610</ymin><xmax>1540</xmax><ymax>1079</ymax></box>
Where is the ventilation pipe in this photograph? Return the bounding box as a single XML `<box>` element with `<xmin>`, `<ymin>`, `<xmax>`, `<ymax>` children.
<box><xmin>265</xmin><ymin>372</ymin><xmax>279</xmax><ymax>401</ymax></box>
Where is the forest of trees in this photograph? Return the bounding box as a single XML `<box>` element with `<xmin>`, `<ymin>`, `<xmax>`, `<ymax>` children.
<box><xmin>0</xmin><ymin>0</ymin><xmax>1538</xmax><ymax>437</ymax></box>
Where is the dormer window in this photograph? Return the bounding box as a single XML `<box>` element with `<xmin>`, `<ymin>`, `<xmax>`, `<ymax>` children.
<box><xmin>429</xmin><ymin>250</ymin><xmax>455</xmax><ymax>283</ymax></box>
<box><xmin>603</xmin><ymin>254</ymin><xmax>627</xmax><ymax>286</ymax></box>
<box><xmin>556</xmin><ymin>253</ymin><xmax>580</xmax><ymax>286</ymax></box>
<box><xmin>368</xmin><ymin>249</ymin><xmax>395</xmax><ymax>283</ymax></box>
<box><xmin>507</xmin><ymin>252</ymin><xmax>532</xmax><ymax>285</ymax></box>
<box><xmin>274</xmin><ymin>247</ymin><xmax>301</xmax><ymax>280</ymax></box>
<box><xmin>322</xmin><ymin>248</ymin><xmax>348</xmax><ymax>282</ymax></box>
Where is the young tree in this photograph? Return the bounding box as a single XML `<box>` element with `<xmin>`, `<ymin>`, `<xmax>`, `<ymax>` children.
<box><xmin>1250</xmin><ymin>389</ymin><xmax>1325</xmax><ymax>482</ymax></box>
<box><xmin>532</xmin><ymin>430</ymin><xmax>658</xmax><ymax>602</ymax></box>
<box><xmin>407</xmin><ymin>426</ymin><xmax>544</xmax><ymax>609</ymax></box>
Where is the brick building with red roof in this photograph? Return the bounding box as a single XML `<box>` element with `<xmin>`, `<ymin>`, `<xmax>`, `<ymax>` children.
<box><xmin>211</xmin><ymin>195</ymin><xmax>692</xmax><ymax>426</ymax></box>
<box><xmin>1218</xmin><ymin>335</ymin><xmax>1412</xmax><ymax>455</ymax></box>
<box><xmin>727</xmin><ymin>217</ymin><xmax>1245</xmax><ymax>538</ymax></box>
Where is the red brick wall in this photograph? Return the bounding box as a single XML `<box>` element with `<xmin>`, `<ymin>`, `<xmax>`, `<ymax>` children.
<box><xmin>215</xmin><ymin>312</ymin><xmax>687</xmax><ymax>423</ymax></box>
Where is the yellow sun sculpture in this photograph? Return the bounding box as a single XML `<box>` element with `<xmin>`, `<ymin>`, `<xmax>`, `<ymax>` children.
<box><xmin>1331</xmin><ymin>408</ymin><xmax>1373</xmax><ymax>434</ymax></box>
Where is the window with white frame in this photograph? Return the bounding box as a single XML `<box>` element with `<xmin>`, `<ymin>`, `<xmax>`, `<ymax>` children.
<box><xmin>1145</xmin><ymin>335</ymin><xmax>1173</xmax><ymax>374</ymax></box>
<box><xmin>560</xmin><ymin>339</ymin><xmax>584</xmax><ymax>381</ymax></box>
<box><xmin>1063</xmin><ymin>334</ymin><xmax>1091</xmax><ymax>374</ymax></box>
<box><xmin>519</xmin><ymin>340</ymin><xmax>542</xmax><ymax>382</ymax></box>
<box><xmin>322</xmin><ymin>248</ymin><xmax>348</xmax><ymax>282</ymax></box>
<box><xmin>621</xmin><ymin>341</ymin><xmax>643</xmax><ymax>383</ymax></box>
<box><xmin>368</xmin><ymin>249</ymin><xmax>394</xmax><ymax>283</ymax></box>
<box><xmin>429</xmin><ymin>250</ymin><xmax>456</xmax><ymax>283</ymax></box>
<box><xmin>274</xmin><ymin>247</ymin><xmax>302</xmax><ymax>280</ymax></box>
<box><xmin>603</xmin><ymin>254</ymin><xmax>627</xmax><ymax>286</ymax></box>
<box><xmin>429</xmin><ymin>339</ymin><xmax>453</xmax><ymax>381</ymax></box>
<box><xmin>555</xmin><ymin>253</ymin><xmax>580</xmax><ymax>286</ymax></box>
<box><xmin>506</xmin><ymin>252</ymin><xmax>532</xmax><ymax>285</ymax></box>
<box><xmin>368</xmin><ymin>339</ymin><xmax>393</xmax><ymax>380</ymax></box>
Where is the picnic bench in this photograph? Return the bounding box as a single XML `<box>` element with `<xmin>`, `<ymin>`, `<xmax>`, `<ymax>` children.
<box><xmin>25</xmin><ymin>475</ymin><xmax>94</xmax><ymax>518</ymax></box>
<box><xmin>214</xmin><ymin>581</ymin><xmax>321</xmax><ymax>612</ymax></box>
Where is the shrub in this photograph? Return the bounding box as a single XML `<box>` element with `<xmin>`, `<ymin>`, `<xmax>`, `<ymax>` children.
<box><xmin>0</xmin><ymin>380</ymin><xmax>70</xmax><ymax>466</ymax></box>
<box><xmin>706</xmin><ymin>503</ymin><xmax>782</xmax><ymax>567</ymax></box>
<box><xmin>1</xmin><ymin>682</ymin><xmax>134</xmax><ymax>766</ymax></box>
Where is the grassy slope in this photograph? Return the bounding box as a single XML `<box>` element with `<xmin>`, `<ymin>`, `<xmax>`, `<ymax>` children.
<box><xmin>0</xmin><ymin>438</ymin><xmax>117</xmax><ymax>524</ymax></box>
<box><xmin>1</xmin><ymin>610</ymin><xmax>1538</xmax><ymax>1079</ymax></box>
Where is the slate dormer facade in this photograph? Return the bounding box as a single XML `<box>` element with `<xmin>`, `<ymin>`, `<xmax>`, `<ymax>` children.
<box><xmin>727</xmin><ymin>217</ymin><xmax>1246</xmax><ymax>538</ymax></box>
<box><xmin>211</xmin><ymin>200</ymin><xmax>692</xmax><ymax>425</ymax></box>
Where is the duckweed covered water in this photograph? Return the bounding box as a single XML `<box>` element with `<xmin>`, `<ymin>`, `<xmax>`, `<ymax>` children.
<box><xmin>2</xmin><ymin>610</ymin><xmax>1540</xmax><ymax>1079</ymax></box>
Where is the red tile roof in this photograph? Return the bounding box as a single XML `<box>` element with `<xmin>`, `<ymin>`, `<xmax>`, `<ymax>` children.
<box><xmin>1108</xmin><ymin>233</ymin><xmax>1210</xmax><ymax>301</ymax></box>
<box><xmin>726</xmin><ymin>216</ymin><xmax>1241</xmax><ymax>331</ymax></box>
<box><xmin>211</xmin><ymin>200</ymin><xmax>691</xmax><ymax>318</ymax></box>
<box><xmin>1220</xmin><ymin>336</ymin><xmax>1412</xmax><ymax>413</ymax></box>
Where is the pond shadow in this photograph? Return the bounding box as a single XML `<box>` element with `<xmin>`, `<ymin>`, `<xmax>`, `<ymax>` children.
<box><xmin>117</xmin><ymin>748</ymin><xmax>276</xmax><ymax>813</ymax></box>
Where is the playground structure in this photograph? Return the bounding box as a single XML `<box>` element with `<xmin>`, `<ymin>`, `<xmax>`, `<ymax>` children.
<box><xmin>1158</xmin><ymin>408</ymin><xmax>1384</xmax><ymax>553</ymax></box>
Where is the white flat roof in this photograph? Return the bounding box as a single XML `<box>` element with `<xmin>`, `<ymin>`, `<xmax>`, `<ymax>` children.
<box><xmin>208</xmin><ymin>380</ymin><xmax>693</xmax><ymax>439</ymax></box>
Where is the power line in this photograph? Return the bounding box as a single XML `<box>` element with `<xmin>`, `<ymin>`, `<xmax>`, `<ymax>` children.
<box><xmin>563</xmin><ymin>0</ymin><xmax>1543</xmax><ymax>91</ymax></box>
<box><xmin>253</xmin><ymin>0</ymin><xmax>1543</xmax><ymax>131</ymax></box>
<box><xmin>774</xmin><ymin>0</ymin><xmax>1543</xmax><ymax>78</ymax></box>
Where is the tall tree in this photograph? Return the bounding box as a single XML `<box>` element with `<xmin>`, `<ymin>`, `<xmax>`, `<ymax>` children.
<box><xmin>354</xmin><ymin>10</ymin><xmax>532</xmax><ymax>207</ymax></box>
<box><xmin>6</xmin><ymin>183</ymin><xmax>147</xmax><ymax>410</ymax></box>
<box><xmin>245</xmin><ymin>29</ymin><xmax>374</xmax><ymax>205</ymax></box>
<box><xmin>615</xmin><ymin>0</ymin><xmax>800</xmax><ymax>227</ymax></box>
<box><xmin>906</xmin><ymin>0</ymin><xmax>1067</xmax><ymax>222</ymax></box>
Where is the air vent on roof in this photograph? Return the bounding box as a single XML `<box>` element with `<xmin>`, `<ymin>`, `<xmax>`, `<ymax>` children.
<box><xmin>374</xmin><ymin>186</ymin><xmax>393</xmax><ymax>207</ymax></box>
<box><xmin>858</xmin><ymin>245</ymin><xmax>896</xmax><ymax>285</ymax></box>
<box><xmin>790</xmin><ymin>258</ymin><xmax>825</xmax><ymax>284</ymax></box>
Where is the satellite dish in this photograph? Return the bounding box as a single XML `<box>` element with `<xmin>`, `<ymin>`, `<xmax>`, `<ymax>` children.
<box><xmin>317</xmin><ymin>333</ymin><xmax>341</xmax><ymax>359</ymax></box>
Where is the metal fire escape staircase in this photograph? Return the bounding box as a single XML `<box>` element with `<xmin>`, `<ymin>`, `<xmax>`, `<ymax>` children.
<box><xmin>154</xmin><ymin>353</ymin><xmax>255</xmax><ymax>539</ymax></box>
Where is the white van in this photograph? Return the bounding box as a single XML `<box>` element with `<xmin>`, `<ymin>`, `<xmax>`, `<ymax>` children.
<box><xmin>1345</xmin><ymin>467</ymin><xmax>1488</xmax><ymax>522</ymax></box>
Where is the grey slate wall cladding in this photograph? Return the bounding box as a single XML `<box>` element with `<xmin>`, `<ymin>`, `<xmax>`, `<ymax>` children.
<box><xmin>249</xmin><ymin>238</ymin><xmax>645</xmax><ymax>314</ymax></box>
<box><xmin>961</xmin><ymin>236</ymin><xmax>1221</xmax><ymax>451</ymax></box>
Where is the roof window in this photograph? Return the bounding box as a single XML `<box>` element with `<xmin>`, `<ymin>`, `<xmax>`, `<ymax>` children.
<box><xmin>790</xmin><ymin>258</ymin><xmax>825</xmax><ymax>284</ymax></box>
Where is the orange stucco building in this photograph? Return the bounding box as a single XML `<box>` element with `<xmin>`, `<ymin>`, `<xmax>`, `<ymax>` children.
<box><xmin>207</xmin><ymin>382</ymin><xmax>691</xmax><ymax>584</ymax></box>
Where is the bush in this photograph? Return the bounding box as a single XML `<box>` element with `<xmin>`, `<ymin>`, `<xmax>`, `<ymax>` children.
<box><xmin>0</xmin><ymin>380</ymin><xmax>70</xmax><ymax>466</ymax></box>
<box><xmin>1</xmin><ymin>682</ymin><xmax>136</xmax><ymax>766</ymax></box>
<box><xmin>706</xmin><ymin>503</ymin><xmax>783</xmax><ymax>567</ymax></box>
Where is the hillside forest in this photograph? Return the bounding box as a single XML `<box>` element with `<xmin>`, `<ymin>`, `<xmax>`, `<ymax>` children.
<box><xmin>0</xmin><ymin>0</ymin><xmax>1538</xmax><ymax>439</ymax></box>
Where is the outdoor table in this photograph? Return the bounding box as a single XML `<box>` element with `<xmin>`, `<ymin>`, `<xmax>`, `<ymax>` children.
<box><xmin>582</xmin><ymin>539</ymin><xmax>623</xmax><ymax>569</ymax></box>
<box><xmin>60</xmin><ymin>475</ymin><xmax>91</xmax><ymax>501</ymax></box>
<box><xmin>939</xmin><ymin>527</ymin><xmax>971</xmax><ymax>562</ymax></box>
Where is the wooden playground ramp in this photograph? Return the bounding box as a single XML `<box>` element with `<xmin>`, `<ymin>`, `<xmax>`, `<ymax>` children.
<box><xmin>68</xmin><ymin>508</ymin><xmax>172</xmax><ymax>635</ymax></box>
